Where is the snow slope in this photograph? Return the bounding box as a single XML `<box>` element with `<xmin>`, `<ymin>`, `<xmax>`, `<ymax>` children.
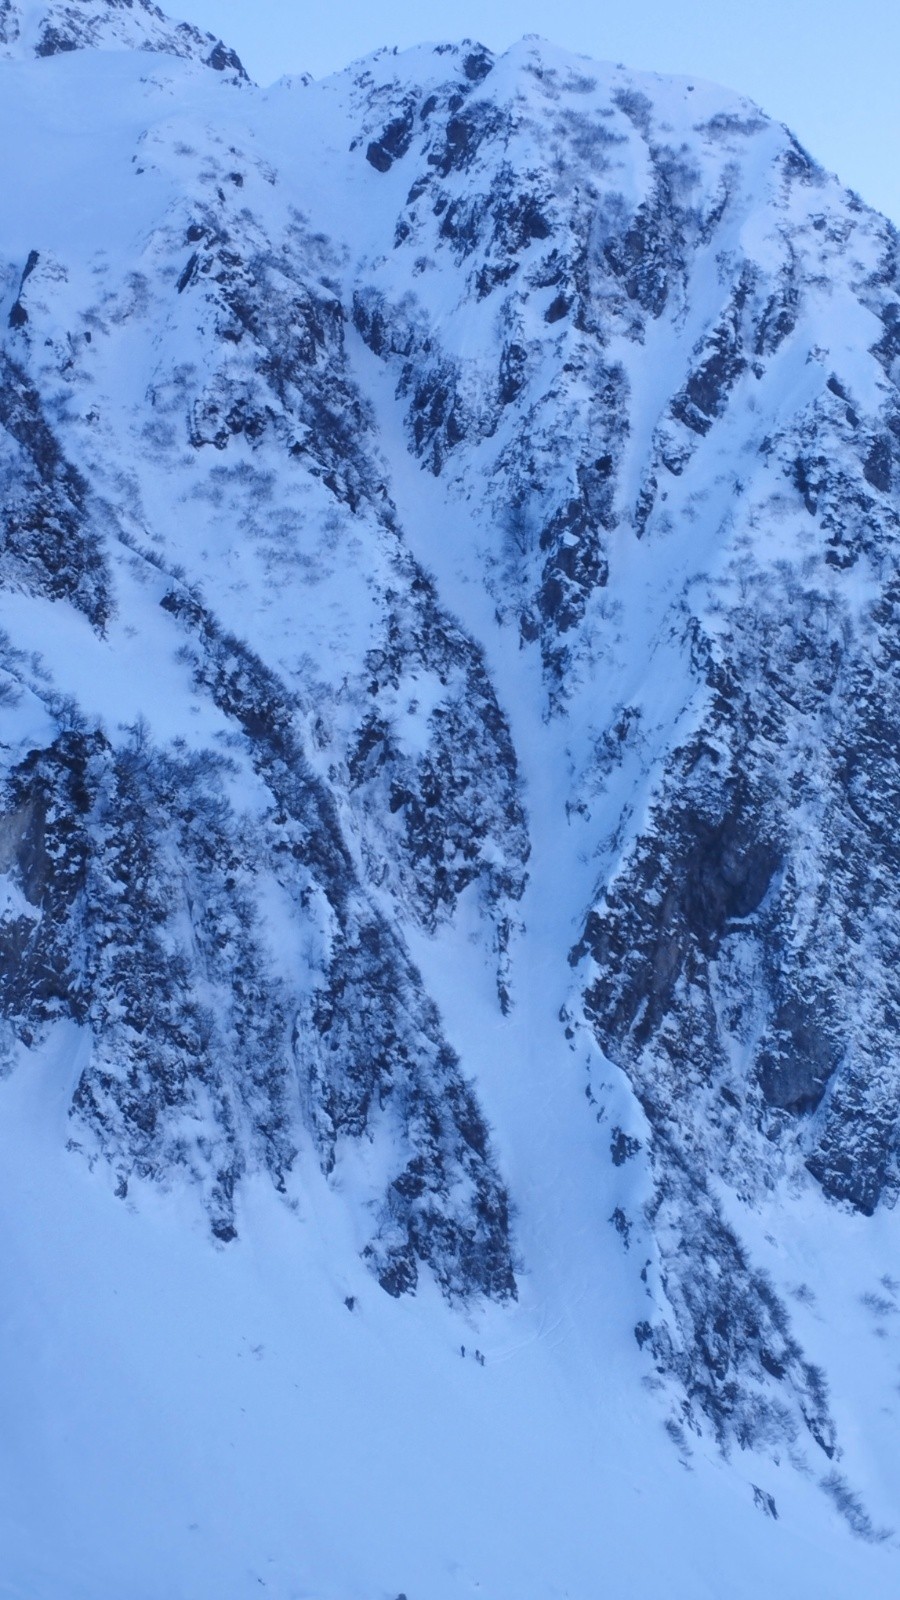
<box><xmin>3</xmin><ymin>7</ymin><xmax>900</xmax><ymax>1595</ymax></box>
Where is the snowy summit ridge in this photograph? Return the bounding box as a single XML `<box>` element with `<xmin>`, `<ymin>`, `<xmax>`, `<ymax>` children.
<box><xmin>3</xmin><ymin>7</ymin><xmax>900</xmax><ymax>1597</ymax></box>
<box><xmin>0</xmin><ymin>0</ymin><xmax>248</xmax><ymax>75</ymax></box>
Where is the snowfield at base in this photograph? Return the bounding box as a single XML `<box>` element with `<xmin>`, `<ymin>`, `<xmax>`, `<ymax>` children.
<box><xmin>3</xmin><ymin>8</ymin><xmax>900</xmax><ymax>1596</ymax></box>
<box><xmin>3</xmin><ymin>1028</ymin><xmax>900</xmax><ymax>1600</ymax></box>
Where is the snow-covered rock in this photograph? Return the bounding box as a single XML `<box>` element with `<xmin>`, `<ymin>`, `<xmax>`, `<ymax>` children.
<box><xmin>4</xmin><ymin>4</ymin><xmax>900</xmax><ymax>1594</ymax></box>
<box><xmin>0</xmin><ymin>0</ymin><xmax>247</xmax><ymax>76</ymax></box>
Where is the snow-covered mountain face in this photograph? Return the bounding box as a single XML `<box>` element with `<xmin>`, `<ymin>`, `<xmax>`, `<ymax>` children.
<box><xmin>0</xmin><ymin>0</ymin><xmax>246</xmax><ymax>74</ymax></box>
<box><xmin>4</xmin><ymin>7</ymin><xmax>900</xmax><ymax>1595</ymax></box>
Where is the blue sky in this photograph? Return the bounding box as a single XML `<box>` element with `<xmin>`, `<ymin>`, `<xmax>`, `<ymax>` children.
<box><xmin>184</xmin><ymin>0</ymin><xmax>900</xmax><ymax>225</ymax></box>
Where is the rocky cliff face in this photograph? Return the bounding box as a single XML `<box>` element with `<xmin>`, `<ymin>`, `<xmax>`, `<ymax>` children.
<box><xmin>3</xmin><ymin>0</ymin><xmax>900</xmax><ymax>1535</ymax></box>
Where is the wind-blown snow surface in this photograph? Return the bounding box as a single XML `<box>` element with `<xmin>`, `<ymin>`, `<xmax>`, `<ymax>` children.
<box><xmin>4</xmin><ymin>8</ymin><xmax>900</xmax><ymax>1595</ymax></box>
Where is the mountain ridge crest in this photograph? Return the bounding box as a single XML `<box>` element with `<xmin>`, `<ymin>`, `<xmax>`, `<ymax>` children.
<box><xmin>0</xmin><ymin>0</ymin><xmax>248</xmax><ymax>77</ymax></box>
